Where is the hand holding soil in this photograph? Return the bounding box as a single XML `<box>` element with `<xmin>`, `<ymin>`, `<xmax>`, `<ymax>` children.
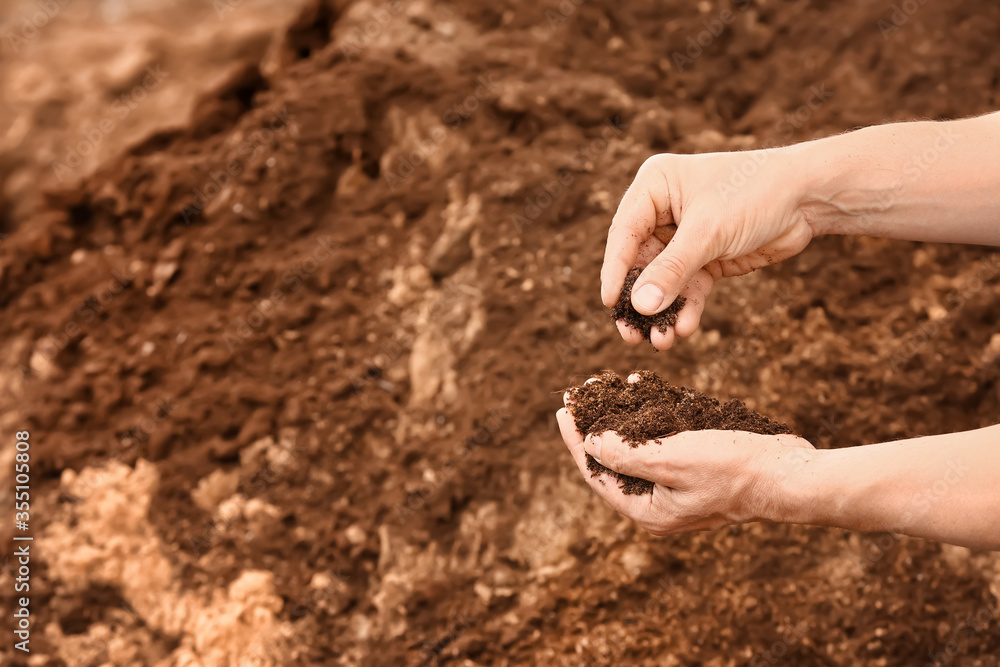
<box><xmin>10</xmin><ymin>2</ymin><xmax>1000</xmax><ymax>662</ymax></box>
<box><xmin>560</xmin><ymin>372</ymin><xmax>1000</xmax><ymax>549</ymax></box>
<box><xmin>558</xmin><ymin>372</ymin><xmax>813</xmax><ymax>536</ymax></box>
<box><xmin>603</xmin><ymin>113</ymin><xmax>1000</xmax><ymax>351</ymax></box>
<box><xmin>602</xmin><ymin>150</ymin><xmax>813</xmax><ymax>350</ymax></box>
<box><xmin>577</xmin><ymin>112</ymin><xmax>1000</xmax><ymax>550</ymax></box>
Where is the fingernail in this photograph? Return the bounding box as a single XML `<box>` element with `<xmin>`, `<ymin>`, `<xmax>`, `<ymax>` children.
<box><xmin>585</xmin><ymin>433</ymin><xmax>602</xmax><ymax>463</ymax></box>
<box><xmin>633</xmin><ymin>283</ymin><xmax>664</xmax><ymax>312</ymax></box>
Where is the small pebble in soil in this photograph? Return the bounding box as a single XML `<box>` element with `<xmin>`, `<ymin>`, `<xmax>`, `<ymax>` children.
<box><xmin>565</xmin><ymin>370</ymin><xmax>794</xmax><ymax>495</ymax></box>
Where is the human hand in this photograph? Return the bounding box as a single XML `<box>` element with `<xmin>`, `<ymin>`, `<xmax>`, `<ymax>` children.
<box><xmin>557</xmin><ymin>382</ymin><xmax>815</xmax><ymax>535</ymax></box>
<box><xmin>603</xmin><ymin>149</ymin><xmax>815</xmax><ymax>350</ymax></box>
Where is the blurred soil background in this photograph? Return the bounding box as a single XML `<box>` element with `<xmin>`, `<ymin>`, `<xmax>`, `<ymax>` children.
<box><xmin>0</xmin><ymin>0</ymin><xmax>999</xmax><ymax>665</ymax></box>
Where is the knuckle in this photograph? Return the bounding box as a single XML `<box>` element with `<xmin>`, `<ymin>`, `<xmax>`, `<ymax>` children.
<box><xmin>641</xmin><ymin>153</ymin><xmax>673</xmax><ymax>175</ymax></box>
<box><xmin>637</xmin><ymin>155</ymin><xmax>661</xmax><ymax>176</ymax></box>
<box><xmin>653</xmin><ymin>255</ymin><xmax>687</xmax><ymax>283</ymax></box>
<box><xmin>609</xmin><ymin>446</ymin><xmax>628</xmax><ymax>474</ymax></box>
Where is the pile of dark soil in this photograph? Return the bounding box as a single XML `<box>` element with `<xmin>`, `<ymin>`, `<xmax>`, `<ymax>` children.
<box><xmin>567</xmin><ymin>371</ymin><xmax>793</xmax><ymax>494</ymax></box>
<box><xmin>5</xmin><ymin>0</ymin><xmax>1000</xmax><ymax>663</ymax></box>
<box><xmin>610</xmin><ymin>267</ymin><xmax>685</xmax><ymax>341</ymax></box>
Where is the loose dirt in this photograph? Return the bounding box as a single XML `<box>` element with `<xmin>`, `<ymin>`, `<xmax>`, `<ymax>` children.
<box><xmin>2</xmin><ymin>0</ymin><xmax>1000</xmax><ymax>665</ymax></box>
<box><xmin>610</xmin><ymin>267</ymin><xmax>686</xmax><ymax>341</ymax></box>
<box><xmin>567</xmin><ymin>371</ymin><xmax>792</xmax><ymax>494</ymax></box>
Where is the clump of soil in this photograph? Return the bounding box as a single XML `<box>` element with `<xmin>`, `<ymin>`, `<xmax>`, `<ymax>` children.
<box><xmin>610</xmin><ymin>267</ymin><xmax>687</xmax><ymax>341</ymax></box>
<box><xmin>566</xmin><ymin>371</ymin><xmax>793</xmax><ymax>494</ymax></box>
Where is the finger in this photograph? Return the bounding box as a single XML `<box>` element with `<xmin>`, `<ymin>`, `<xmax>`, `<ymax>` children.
<box><xmin>616</xmin><ymin>319</ymin><xmax>644</xmax><ymax>345</ymax></box>
<box><xmin>634</xmin><ymin>235</ymin><xmax>667</xmax><ymax>268</ymax></box>
<box><xmin>557</xmin><ymin>408</ymin><xmax>591</xmax><ymax>479</ymax></box>
<box><xmin>584</xmin><ymin>430</ymin><xmax>674</xmax><ymax>483</ymax></box>
<box><xmin>674</xmin><ymin>269</ymin><xmax>714</xmax><ymax>338</ymax></box>
<box><xmin>561</xmin><ymin>413</ymin><xmax>653</xmax><ymax>520</ymax></box>
<box><xmin>653</xmin><ymin>224</ymin><xmax>678</xmax><ymax>247</ymax></box>
<box><xmin>564</xmin><ymin>376</ymin><xmax>603</xmax><ymax>407</ymax></box>
<box><xmin>632</xmin><ymin>216</ymin><xmax>717</xmax><ymax>316</ymax></box>
<box><xmin>649</xmin><ymin>325</ymin><xmax>675</xmax><ymax>351</ymax></box>
<box><xmin>601</xmin><ymin>158</ymin><xmax>672</xmax><ymax>308</ymax></box>
<box><xmin>586</xmin><ymin>466</ymin><xmax>654</xmax><ymax>522</ymax></box>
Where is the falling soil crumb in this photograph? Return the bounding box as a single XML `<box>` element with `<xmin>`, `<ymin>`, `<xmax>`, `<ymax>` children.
<box><xmin>566</xmin><ymin>370</ymin><xmax>793</xmax><ymax>494</ymax></box>
<box><xmin>611</xmin><ymin>267</ymin><xmax>687</xmax><ymax>341</ymax></box>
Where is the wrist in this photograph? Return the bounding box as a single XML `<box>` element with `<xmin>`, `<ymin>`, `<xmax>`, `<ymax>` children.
<box><xmin>752</xmin><ymin>439</ymin><xmax>833</xmax><ymax>525</ymax></box>
<box><xmin>778</xmin><ymin>128</ymin><xmax>893</xmax><ymax>239</ymax></box>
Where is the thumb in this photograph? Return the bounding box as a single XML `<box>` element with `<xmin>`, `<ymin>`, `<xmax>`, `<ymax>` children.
<box><xmin>583</xmin><ymin>430</ymin><xmax>670</xmax><ymax>482</ymax></box>
<box><xmin>631</xmin><ymin>218</ymin><xmax>716</xmax><ymax>315</ymax></box>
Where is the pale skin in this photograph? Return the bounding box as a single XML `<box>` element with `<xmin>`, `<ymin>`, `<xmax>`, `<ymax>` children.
<box><xmin>559</xmin><ymin>112</ymin><xmax>1000</xmax><ymax>550</ymax></box>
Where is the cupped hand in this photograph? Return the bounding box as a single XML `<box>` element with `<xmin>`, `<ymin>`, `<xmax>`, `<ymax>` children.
<box><xmin>604</xmin><ymin>150</ymin><xmax>815</xmax><ymax>350</ymax></box>
<box><xmin>557</xmin><ymin>385</ymin><xmax>815</xmax><ymax>536</ymax></box>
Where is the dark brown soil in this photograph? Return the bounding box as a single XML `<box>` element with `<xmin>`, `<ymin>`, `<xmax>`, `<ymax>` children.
<box><xmin>4</xmin><ymin>0</ymin><xmax>1000</xmax><ymax>665</ymax></box>
<box><xmin>610</xmin><ymin>267</ymin><xmax>686</xmax><ymax>340</ymax></box>
<box><xmin>567</xmin><ymin>371</ymin><xmax>793</xmax><ymax>494</ymax></box>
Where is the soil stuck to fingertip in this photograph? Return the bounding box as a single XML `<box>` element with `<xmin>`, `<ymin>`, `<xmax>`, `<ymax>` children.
<box><xmin>611</xmin><ymin>268</ymin><xmax>686</xmax><ymax>341</ymax></box>
<box><xmin>566</xmin><ymin>371</ymin><xmax>793</xmax><ymax>495</ymax></box>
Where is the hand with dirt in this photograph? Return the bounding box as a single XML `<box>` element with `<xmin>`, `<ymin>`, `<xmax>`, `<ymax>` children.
<box><xmin>579</xmin><ymin>112</ymin><xmax>1000</xmax><ymax>549</ymax></box>
<box><xmin>601</xmin><ymin>150</ymin><xmax>813</xmax><ymax>350</ymax></box>
<box><xmin>605</xmin><ymin>112</ymin><xmax>1000</xmax><ymax>350</ymax></box>
<box><xmin>558</xmin><ymin>374</ymin><xmax>816</xmax><ymax>535</ymax></box>
<box><xmin>558</xmin><ymin>381</ymin><xmax>1000</xmax><ymax>549</ymax></box>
